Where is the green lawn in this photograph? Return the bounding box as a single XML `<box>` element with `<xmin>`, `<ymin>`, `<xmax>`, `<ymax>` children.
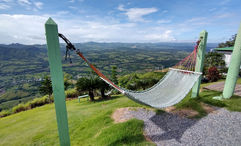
<box><xmin>0</xmin><ymin>95</ymin><xmax>154</xmax><ymax>146</ymax></box>
<box><xmin>236</xmin><ymin>77</ymin><xmax>241</xmax><ymax>84</ymax></box>
<box><xmin>175</xmin><ymin>79</ymin><xmax>241</xmax><ymax>118</ymax></box>
<box><xmin>1</xmin><ymin>80</ymin><xmax>241</xmax><ymax>145</ymax></box>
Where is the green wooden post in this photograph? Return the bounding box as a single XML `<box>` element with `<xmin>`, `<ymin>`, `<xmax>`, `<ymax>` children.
<box><xmin>215</xmin><ymin>23</ymin><xmax>241</xmax><ymax>99</ymax></box>
<box><xmin>45</xmin><ymin>18</ymin><xmax>71</xmax><ymax>146</ymax></box>
<box><xmin>191</xmin><ymin>30</ymin><xmax>208</xmax><ymax>98</ymax></box>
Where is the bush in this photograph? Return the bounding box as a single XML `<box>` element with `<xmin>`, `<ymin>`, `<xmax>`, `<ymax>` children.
<box><xmin>118</xmin><ymin>72</ymin><xmax>166</xmax><ymax>91</ymax></box>
<box><xmin>11</xmin><ymin>95</ymin><xmax>52</xmax><ymax>115</ymax></box>
<box><xmin>29</xmin><ymin>95</ymin><xmax>50</xmax><ymax>108</ymax></box>
<box><xmin>0</xmin><ymin>110</ymin><xmax>12</xmax><ymax>118</ymax></box>
<box><xmin>65</xmin><ymin>88</ymin><xmax>79</xmax><ymax>98</ymax></box>
<box><xmin>12</xmin><ymin>104</ymin><xmax>29</xmax><ymax>113</ymax></box>
<box><xmin>0</xmin><ymin>95</ymin><xmax>55</xmax><ymax>118</ymax></box>
<box><xmin>206</xmin><ymin>67</ymin><xmax>221</xmax><ymax>82</ymax></box>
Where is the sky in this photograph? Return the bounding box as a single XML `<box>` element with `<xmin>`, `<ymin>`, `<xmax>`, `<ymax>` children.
<box><xmin>0</xmin><ymin>0</ymin><xmax>240</xmax><ymax>44</ymax></box>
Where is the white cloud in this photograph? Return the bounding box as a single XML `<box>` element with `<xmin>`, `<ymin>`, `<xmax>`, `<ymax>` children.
<box><xmin>1</xmin><ymin>0</ymin><xmax>13</xmax><ymax>2</ymax></box>
<box><xmin>17</xmin><ymin>0</ymin><xmax>43</xmax><ymax>11</ymax></box>
<box><xmin>117</xmin><ymin>4</ymin><xmax>125</xmax><ymax>11</ymax></box>
<box><xmin>220</xmin><ymin>0</ymin><xmax>231</xmax><ymax>5</ymax></box>
<box><xmin>34</xmin><ymin>2</ymin><xmax>43</xmax><ymax>9</ymax></box>
<box><xmin>118</xmin><ymin>4</ymin><xmax>158</xmax><ymax>22</ymax></box>
<box><xmin>215</xmin><ymin>13</ymin><xmax>232</xmax><ymax>19</ymax></box>
<box><xmin>56</xmin><ymin>11</ymin><xmax>70</xmax><ymax>15</ymax></box>
<box><xmin>161</xmin><ymin>10</ymin><xmax>168</xmax><ymax>14</ymax></box>
<box><xmin>209</xmin><ymin>8</ymin><xmax>217</xmax><ymax>12</ymax></box>
<box><xmin>144</xmin><ymin>30</ymin><xmax>176</xmax><ymax>42</ymax></box>
<box><xmin>18</xmin><ymin>0</ymin><xmax>31</xmax><ymax>5</ymax></box>
<box><xmin>2</xmin><ymin>13</ymin><xmax>236</xmax><ymax>44</ymax></box>
<box><xmin>0</xmin><ymin>14</ymin><xmax>47</xmax><ymax>44</ymax></box>
<box><xmin>0</xmin><ymin>3</ymin><xmax>10</xmax><ymax>9</ymax></box>
<box><xmin>69</xmin><ymin>0</ymin><xmax>84</xmax><ymax>3</ymax></box>
<box><xmin>0</xmin><ymin>14</ymin><xmax>177</xmax><ymax>44</ymax></box>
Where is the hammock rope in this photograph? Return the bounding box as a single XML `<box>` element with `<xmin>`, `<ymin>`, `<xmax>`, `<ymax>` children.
<box><xmin>59</xmin><ymin>33</ymin><xmax>202</xmax><ymax>108</ymax></box>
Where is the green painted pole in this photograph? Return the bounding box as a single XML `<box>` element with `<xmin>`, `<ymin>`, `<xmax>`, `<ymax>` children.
<box><xmin>222</xmin><ymin>23</ymin><xmax>241</xmax><ymax>99</ymax></box>
<box><xmin>191</xmin><ymin>30</ymin><xmax>208</xmax><ymax>98</ymax></box>
<box><xmin>45</xmin><ymin>18</ymin><xmax>71</xmax><ymax>146</ymax></box>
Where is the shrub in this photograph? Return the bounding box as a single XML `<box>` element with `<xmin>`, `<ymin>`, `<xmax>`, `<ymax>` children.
<box><xmin>206</xmin><ymin>67</ymin><xmax>221</xmax><ymax>82</ymax></box>
<box><xmin>65</xmin><ymin>88</ymin><xmax>79</xmax><ymax>98</ymax></box>
<box><xmin>29</xmin><ymin>95</ymin><xmax>50</xmax><ymax>108</ymax></box>
<box><xmin>0</xmin><ymin>95</ymin><xmax>55</xmax><ymax>118</ymax></box>
<box><xmin>0</xmin><ymin>110</ymin><xmax>12</xmax><ymax>118</ymax></box>
<box><xmin>11</xmin><ymin>95</ymin><xmax>52</xmax><ymax>114</ymax></box>
<box><xmin>12</xmin><ymin>104</ymin><xmax>29</xmax><ymax>113</ymax></box>
<box><xmin>118</xmin><ymin>72</ymin><xmax>166</xmax><ymax>91</ymax></box>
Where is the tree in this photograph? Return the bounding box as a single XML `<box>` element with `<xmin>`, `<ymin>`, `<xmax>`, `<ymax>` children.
<box><xmin>111</xmin><ymin>66</ymin><xmax>118</xmax><ymax>84</ymax></box>
<box><xmin>137</xmin><ymin>78</ymin><xmax>159</xmax><ymax>90</ymax></box>
<box><xmin>118</xmin><ymin>72</ymin><xmax>163</xmax><ymax>91</ymax></box>
<box><xmin>204</xmin><ymin>52</ymin><xmax>225</xmax><ymax>68</ymax></box>
<box><xmin>119</xmin><ymin>73</ymin><xmax>141</xmax><ymax>90</ymax></box>
<box><xmin>218</xmin><ymin>34</ymin><xmax>236</xmax><ymax>48</ymax></box>
<box><xmin>76</xmin><ymin>76</ymin><xmax>99</xmax><ymax>101</ymax></box>
<box><xmin>96</xmin><ymin>78</ymin><xmax>111</xmax><ymax>99</ymax></box>
<box><xmin>39</xmin><ymin>76</ymin><xmax>52</xmax><ymax>100</ymax></box>
<box><xmin>64</xmin><ymin>73</ymin><xmax>72</xmax><ymax>90</ymax></box>
<box><xmin>204</xmin><ymin>52</ymin><xmax>226</xmax><ymax>75</ymax></box>
<box><xmin>39</xmin><ymin>74</ymin><xmax>72</xmax><ymax>100</ymax></box>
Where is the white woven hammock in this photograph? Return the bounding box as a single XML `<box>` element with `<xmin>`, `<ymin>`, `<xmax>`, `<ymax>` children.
<box><xmin>101</xmin><ymin>68</ymin><xmax>201</xmax><ymax>109</ymax></box>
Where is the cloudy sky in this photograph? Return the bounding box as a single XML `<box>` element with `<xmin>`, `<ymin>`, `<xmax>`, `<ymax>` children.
<box><xmin>0</xmin><ymin>0</ymin><xmax>240</xmax><ymax>44</ymax></box>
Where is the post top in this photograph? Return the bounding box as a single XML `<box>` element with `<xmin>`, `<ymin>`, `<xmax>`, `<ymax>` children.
<box><xmin>45</xmin><ymin>17</ymin><xmax>57</xmax><ymax>25</ymax></box>
<box><xmin>200</xmin><ymin>30</ymin><xmax>208</xmax><ymax>34</ymax></box>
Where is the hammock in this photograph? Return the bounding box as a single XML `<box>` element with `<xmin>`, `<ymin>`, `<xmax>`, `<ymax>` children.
<box><xmin>121</xmin><ymin>69</ymin><xmax>201</xmax><ymax>108</ymax></box>
<box><xmin>59</xmin><ymin>34</ymin><xmax>202</xmax><ymax>109</ymax></box>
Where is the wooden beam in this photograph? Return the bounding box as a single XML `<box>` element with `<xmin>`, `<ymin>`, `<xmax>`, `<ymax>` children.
<box><xmin>45</xmin><ymin>17</ymin><xmax>70</xmax><ymax>146</ymax></box>
<box><xmin>222</xmin><ymin>23</ymin><xmax>241</xmax><ymax>99</ymax></box>
<box><xmin>192</xmin><ymin>30</ymin><xmax>208</xmax><ymax>98</ymax></box>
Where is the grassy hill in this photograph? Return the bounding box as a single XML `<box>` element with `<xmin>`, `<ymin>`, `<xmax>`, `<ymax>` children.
<box><xmin>1</xmin><ymin>82</ymin><xmax>241</xmax><ymax>146</ymax></box>
<box><xmin>0</xmin><ymin>95</ymin><xmax>154</xmax><ymax>146</ymax></box>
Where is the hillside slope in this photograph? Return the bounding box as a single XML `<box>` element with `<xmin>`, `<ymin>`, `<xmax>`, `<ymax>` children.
<box><xmin>0</xmin><ymin>95</ymin><xmax>154</xmax><ymax>146</ymax></box>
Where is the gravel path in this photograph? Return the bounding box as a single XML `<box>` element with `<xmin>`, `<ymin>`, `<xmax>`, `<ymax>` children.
<box><xmin>127</xmin><ymin>108</ymin><xmax>241</xmax><ymax>146</ymax></box>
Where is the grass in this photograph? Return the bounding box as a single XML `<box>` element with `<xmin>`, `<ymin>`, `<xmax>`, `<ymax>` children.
<box><xmin>236</xmin><ymin>77</ymin><xmax>241</xmax><ymax>84</ymax></box>
<box><xmin>0</xmin><ymin>79</ymin><xmax>241</xmax><ymax>145</ymax></box>
<box><xmin>175</xmin><ymin>92</ymin><xmax>207</xmax><ymax>118</ymax></box>
<box><xmin>175</xmin><ymin>79</ymin><xmax>241</xmax><ymax>118</ymax></box>
<box><xmin>0</xmin><ymin>95</ymin><xmax>154</xmax><ymax>146</ymax></box>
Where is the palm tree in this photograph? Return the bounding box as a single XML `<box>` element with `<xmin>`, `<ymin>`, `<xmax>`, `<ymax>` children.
<box><xmin>76</xmin><ymin>76</ymin><xmax>99</xmax><ymax>101</ymax></box>
<box><xmin>96</xmin><ymin>78</ymin><xmax>111</xmax><ymax>99</ymax></box>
